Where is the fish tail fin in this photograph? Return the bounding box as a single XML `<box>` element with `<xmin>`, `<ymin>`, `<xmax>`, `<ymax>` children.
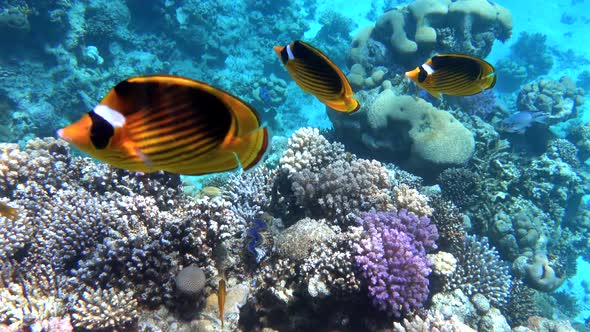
<box><xmin>532</xmin><ymin>112</ymin><xmax>550</xmax><ymax>124</ymax></box>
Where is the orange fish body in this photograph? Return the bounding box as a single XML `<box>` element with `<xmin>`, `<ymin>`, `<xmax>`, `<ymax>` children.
<box><xmin>218</xmin><ymin>278</ymin><xmax>226</xmax><ymax>328</ymax></box>
<box><xmin>274</xmin><ymin>40</ymin><xmax>360</xmax><ymax>113</ymax></box>
<box><xmin>0</xmin><ymin>202</ymin><xmax>19</xmax><ymax>221</ymax></box>
<box><xmin>405</xmin><ymin>54</ymin><xmax>496</xmax><ymax>99</ymax></box>
<box><xmin>57</xmin><ymin>75</ymin><xmax>268</xmax><ymax>175</ymax></box>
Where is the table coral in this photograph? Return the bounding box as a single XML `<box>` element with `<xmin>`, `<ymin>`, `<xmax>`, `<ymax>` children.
<box><xmin>348</xmin><ymin>0</ymin><xmax>512</xmax><ymax>70</ymax></box>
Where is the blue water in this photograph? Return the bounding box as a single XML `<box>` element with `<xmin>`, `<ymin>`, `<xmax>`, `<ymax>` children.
<box><xmin>1</xmin><ymin>0</ymin><xmax>590</xmax><ymax>331</ymax></box>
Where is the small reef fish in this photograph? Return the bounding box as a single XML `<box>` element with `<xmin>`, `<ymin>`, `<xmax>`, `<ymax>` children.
<box><xmin>0</xmin><ymin>202</ymin><xmax>19</xmax><ymax>221</ymax></box>
<box><xmin>57</xmin><ymin>75</ymin><xmax>268</xmax><ymax>175</ymax></box>
<box><xmin>274</xmin><ymin>40</ymin><xmax>360</xmax><ymax>113</ymax></box>
<box><xmin>405</xmin><ymin>54</ymin><xmax>496</xmax><ymax>98</ymax></box>
<box><xmin>218</xmin><ymin>278</ymin><xmax>226</xmax><ymax>329</ymax></box>
<box><xmin>497</xmin><ymin>111</ymin><xmax>549</xmax><ymax>134</ymax></box>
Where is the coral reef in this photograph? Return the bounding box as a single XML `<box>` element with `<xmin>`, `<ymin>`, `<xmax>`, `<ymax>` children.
<box><xmin>348</xmin><ymin>0</ymin><xmax>512</xmax><ymax>71</ymax></box>
<box><xmin>329</xmin><ymin>88</ymin><xmax>475</xmax><ymax>178</ymax></box>
<box><xmin>517</xmin><ymin>76</ymin><xmax>585</xmax><ymax>126</ymax></box>
<box><xmin>277</xmin><ymin>127</ymin><xmax>393</xmax><ymax>223</ymax></box>
<box><xmin>0</xmin><ymin>138</ymin><xmax>245</xmax><ymax>329</ymax></box>
<box><xmin>354</xmin><ymin>210</ymin><xmax>438</xmax><ymax>317</ymax></box>
<box><xmin>495</xmin><ymin>32</ymin><xmax>553</xmax><ymax>92</ymax></box>
<box><xmin>443</xmin><ymin>235</ymin><xmax>511</xmax><ymax>308</ymax></box>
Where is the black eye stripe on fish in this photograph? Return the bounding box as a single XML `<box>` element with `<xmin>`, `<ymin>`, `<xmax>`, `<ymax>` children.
<box><xmin>418</xmin><ymin>66</ymin><xmax>428</xmax><ymax>83</ymax></box>
<box><xmin>88</xmin><ymin>110</ymin><xmax>115</xmax><ymax>149</ymax></box>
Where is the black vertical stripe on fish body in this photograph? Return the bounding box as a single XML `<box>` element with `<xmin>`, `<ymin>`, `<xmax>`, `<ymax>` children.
<box><xmin>88</xmin><ymin>111</ymin><xmax>115</xmax><ymax>149</ymax></box>
<box><xmin>290</xmin><ymin>41</ymin><xmax>344</xmax><ymax>94</ymax></box>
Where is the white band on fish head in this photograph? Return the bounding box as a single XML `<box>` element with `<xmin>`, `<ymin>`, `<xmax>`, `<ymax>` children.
<box><xmin>421</xmin><ymin>63</ymin><xmax>435</xmax><ymax>75</ymax></box>
<box><xmin>93</xmin><ymin>104</ymin><xmax>126</xmax><ymax>128</ymax></box>
<box><xmin>286</xmin><ymin>44</ymin><xmax>295</xmax><ymax>60</ymax></box>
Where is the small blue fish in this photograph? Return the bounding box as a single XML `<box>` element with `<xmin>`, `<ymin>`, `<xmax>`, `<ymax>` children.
<box><xmin>497</xmin><ymin>111</ymin><xmax>549</xmax><ymax>134</ymax></box>
<box><xmin>259</xmin><ymin>86</ymin><xmax>272</xmax><ymax>104</ymax></box>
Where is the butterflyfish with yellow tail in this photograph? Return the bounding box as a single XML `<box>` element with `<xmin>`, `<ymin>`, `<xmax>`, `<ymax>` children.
<box><xmin>0</xmin><ymin>202</ymin><xmax>19</xmax><ymax>221</ymax></box>
<box><xmin>274</xmin><ymin>40</ymin><xmax>360</xmax><ymax>113</ymax></box>
<box><xmin>57</xmin><ymin>75</ymin><xmax>268</xmax><ymax>175</ymax></box>
<box><xmin>405</xmin><ymin>54</ymin><xmax>496</xmax><ymax>99</ymax></box>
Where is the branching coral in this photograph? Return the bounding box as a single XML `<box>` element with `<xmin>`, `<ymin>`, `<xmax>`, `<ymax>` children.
<box><xmin>277</xmin><ymin>128</ymin><xmax>393</xmax><ymax>224</ymax></box>
<box><xmin>429</xmin><ymin>196</ymin><xmax>467</xmax><ymax>250</ymax></box>
<box><xmin>443</xmin><ymin>235</ymin><xmax>511</xmax><ymax>308</ymax></box>
<box><xmin>354</xmin><ymin>210</ymin><xmax>438</xmax><ymax>317</ymax></box>
<box><xmin>0</xmin><ymin>138</ymin><xmax>245</xmax><ymax>329</ymax></box>
<box><xmin>70</xmin><ymin>288</ymin><xmax>138</xmax><ymax>330</ymax></box>
<box><xmin>279</xmin><ymin>127</ymin><xmax>345</xmax><ymax>177</ymax></box>
<box><xmin>290</xmin><ymin>158</ymin><xmax>393</xmax><ymax>222</ymax></box>
<box><xmin>437</xmin><ymin>167</ymin><xmax>480</xmax><ymax>209</ymax></box>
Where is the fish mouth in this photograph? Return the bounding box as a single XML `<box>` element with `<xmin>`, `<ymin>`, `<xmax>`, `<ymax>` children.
<box><xmin>56</xmin><ymin>129</ymin><xmax>69</xmax><ymax>142</ymax></box>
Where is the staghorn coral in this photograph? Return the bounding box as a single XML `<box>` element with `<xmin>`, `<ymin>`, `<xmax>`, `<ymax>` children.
<box><xmin>70</xmin><ymin>288</ymin><xmax>138</xmax><ymax>330</ymax></box>
<box><xmin>443</xmin><ymin>235</ymin><xmax>511</xmax><ymax>308</ymax></box>
<box><xmin>354</xmin><ymin>210</ymin><xmax>438</xmax><ymax>317</ymax></box>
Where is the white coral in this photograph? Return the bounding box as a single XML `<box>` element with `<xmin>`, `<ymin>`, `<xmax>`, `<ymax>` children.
<box><xmin>428</xmin><ymin>251</ymin><xmax>457</xmax><ymax>277</ymax></box>
<box><xmin>393</xmin><ymin>183</ymin><xmax>433</xmax><ymax>217</ymax></box>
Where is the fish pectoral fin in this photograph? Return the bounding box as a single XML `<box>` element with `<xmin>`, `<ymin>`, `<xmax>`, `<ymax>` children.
<box><xmin>122</xmin><ymin>141</ymin><xmax>153</xmax><ymax>170</ymax></box>
<box><xmin>427</xmin><ymin>89</ymin><xmax>442</xmax><ymax>99</ymax></box>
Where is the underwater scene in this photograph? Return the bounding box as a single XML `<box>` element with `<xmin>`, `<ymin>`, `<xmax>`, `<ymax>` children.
<box><xmin>2</xmin><ymin>0</ymin><xmax>590</xmax><ymax>331</ymax></box>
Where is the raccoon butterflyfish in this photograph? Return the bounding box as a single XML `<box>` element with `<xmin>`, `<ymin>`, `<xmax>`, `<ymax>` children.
<box><xmin>405</xmin><ymin>54</ymin><xmax>496</xmax><ymax>99</ymax></box>
<box><xmin>274</xmin><ymin>40</ymin><xmax>360</xmax><ymax>113</ymax></box>
<box><xmin>57</xmin><ymin>75</ymin><xmax>268</xmax><ymax>175</ymax></box>
<box><xmin>0</xmin><ymin>202</ymin><xmax>19</xmax><ymax>221</ymax></box>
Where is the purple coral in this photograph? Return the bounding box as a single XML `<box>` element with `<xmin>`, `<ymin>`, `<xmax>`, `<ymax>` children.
<box><xmin>354</xmin><ymin>210</ymin><xmax>438</xmax><ymax>317</ymax></box>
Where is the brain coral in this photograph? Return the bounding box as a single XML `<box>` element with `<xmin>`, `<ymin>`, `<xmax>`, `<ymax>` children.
<box><xmin>348</xmin><ymin>0</ymin><xmax>512</xmax><ymax>70</ymax></box>
<box><xmin>329</xmin><ymin>89</ymin><xmax>474</xmax><ymax>178</ymax></box>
